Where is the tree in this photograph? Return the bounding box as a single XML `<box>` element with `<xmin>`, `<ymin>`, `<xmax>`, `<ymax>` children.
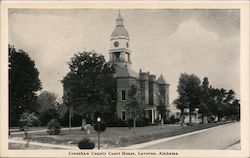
<box><xmin>209</xmin><ymin>87</ymin><xmax>240</xmax><ymax>121</ymax></box>
<box><xmin>157</xmin><ymin>101</ymin><xmax>168</xmax><ymax>128</ymax></box>
<box><xmin>207</xmin><ymin>87</ymin><xmax>220</xmax><ymax>117</ymax></box>
<box><xmin>230</xmin><ymin>99</ymin><xmax>240</xmax><ymax>120</ymax></box>
<box><xmin>37</xmin><ymin>91</ymin><xmax>60</xmax><ymax>125</ymax></box>
<box><xmin>174</xmin><ymin>95</ymin><xmax>187</xmax><ymax>126</ymax></box>
<box><xmin>175</xmin><ymin>73</ymin><xmax>201</xmax><ymax>125</ymax></box>
<box><xmin>157</xmin><ymin>95</ymin><xmax>169</xmax><ymax>120</ymax></box>
<box><xmin>9</xmin><ymin>45</ymin><xmax>42</xmax><ymax>127</ymax></box>
<box><xmin>223</xmin><ymin>89</ymin><xmax>235</xmax><ymax>120</ymax></box>
<box><xmin>62</xmin><ymin>51</ymin><xmax>116</xmax><ymax>129</ymax></box>
<box><xmin>125</xmin><ymin>84</ymin><xmax>144</xmax><ymax>132</ymax></box>
<box><xmin>19</xmin><ymin>112</ymin><xmax>39</xmax><ymax>147</ymax></box>
<box><xmin>37</xmin><ymin>91</ymin><xmax>58</xmax><ymax>113</ymax></box>
<box><xmin>216</xmin><ymin>88</ymin><xmax>227</xmax><ymax>121</ymax></box>
<box><xmin>19</xmin><ymin>112</ymin><xmax>40</xmax><ymax>129</ymax></box>
<box><xmin>157</xmin><ymin>103</ymin><xmax>167</xmax><ymax>120</ymax></box>
<box><xmin>198</xmin><ymin>77</ymin><xmax>210</xmax><ymax>123</ymax></box>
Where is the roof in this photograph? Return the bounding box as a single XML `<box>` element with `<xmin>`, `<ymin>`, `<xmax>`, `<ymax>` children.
<box><xmin>111</xmin><ymin>26</ymin><xmax>129</xmax><ymax>37</ymax></box>
<box><xmin>111</xmin><ymin>11</ymin><xmax>129</xmax><ymax>38</ymax></box>
<box><xmin>109</xmin><ymin>48</ymin><xmax>131</xmax><ymax>53</ymax></box>
<box><xmin>114</xmin><ymin>65</ymin><xmax>138</xmax><ymax>78</ymax></box>
<box><xmin>156</xmin><ymin>74</ymin><xmax>168</xmax><ymax>85</ymax></box>
<box><xmin>116</xmin><ymin>11</ymin><xmax>123</xmax><ymax>22</ymax></box>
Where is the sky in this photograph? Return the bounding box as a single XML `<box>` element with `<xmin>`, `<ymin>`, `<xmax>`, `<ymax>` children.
<box><xmin>8</xmin><ymin>9</ymin><xmax>240</xmax><ymax>106</ymax></box>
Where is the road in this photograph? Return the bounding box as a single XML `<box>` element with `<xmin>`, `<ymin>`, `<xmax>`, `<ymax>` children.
<box><xmin>123</xmin><ymin>122</ymin><xmax>240</xmax><ymax>150</ymax></box>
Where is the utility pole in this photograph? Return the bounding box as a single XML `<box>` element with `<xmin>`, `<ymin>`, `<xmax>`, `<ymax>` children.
<box><xmin>97</xmin><ymin>116</ymin><xmax>101</xmax><ymax>149</ymax></box>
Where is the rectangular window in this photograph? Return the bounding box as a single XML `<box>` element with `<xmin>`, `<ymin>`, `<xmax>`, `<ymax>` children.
<box><xmin>121</xmin><ymin>90</ymin><xmax>126</xmax><ymax>100</ymax></box>
<box><xmin>121</xmin><ymin>111</ymin><xmax>126</xmax><ymax>120</ymax></box>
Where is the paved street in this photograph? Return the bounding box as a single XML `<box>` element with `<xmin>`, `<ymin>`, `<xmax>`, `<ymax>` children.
<box><xmin>123</xmin><ymin>122</ymin><xmax>240</xmax><ymax>150</ymax></box>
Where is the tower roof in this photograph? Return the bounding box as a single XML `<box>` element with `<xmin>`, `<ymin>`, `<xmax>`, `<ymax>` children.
<box><xmin>157</xmin><ymin>74</ymin><xmax>168</xmax><ymax>85</ymax></box>
<box><xmin>114</xmin><ymin>65</ymin><xmax>138</xmax><ymax>78</ymax></box>
<box><xmin>111</xmin><ymin>11</ymin><xmax>129</xmax><ymax>38</ymax></box>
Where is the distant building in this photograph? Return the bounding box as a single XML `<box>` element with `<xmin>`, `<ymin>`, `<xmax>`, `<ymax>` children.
<box><xmin>109</xmin><ymin>12</ymin><xmax>170</xmax><ymax>124</ymax></box>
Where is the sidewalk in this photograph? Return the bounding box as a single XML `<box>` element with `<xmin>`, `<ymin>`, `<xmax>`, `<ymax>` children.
<box><xmin>9</xmin><ymin>138</ymin><xmax>78</xmax><ymax>150</ymax></box>
<box><xmin>10</xmin><ymin>127</ymin><xmax>81</xmax><ymax>135</ymax></box>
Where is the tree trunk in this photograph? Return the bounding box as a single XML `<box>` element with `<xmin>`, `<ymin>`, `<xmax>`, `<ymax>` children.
<box><xmin>133</xmin><ymin>118</ymin><xmax>136</xmax><ymax>133</ymax></box>
<box><xmin>180</xmin><ymin>110</ymin><xmax>184</xmax><ymax>126</ymax></box>
<box><xmin>201</xmin><ymin>113</ymin><xmax>204</xmax><ymax>123</ymax></box>
<box><xmin>189</xmin><ymin>109</ymin><xmax>192</xmax><ymax>125</ymax></box>
<box><xmin>127</xmin><ymin>119</ymin><xmax>131</xmax><ymax>129</ymax></box>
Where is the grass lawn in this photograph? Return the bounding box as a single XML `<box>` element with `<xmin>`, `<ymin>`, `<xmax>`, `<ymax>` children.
<box><xmin>9</xmin><ymin>122</ymin><xmax>229</xmax><ymax>149</ymax></box>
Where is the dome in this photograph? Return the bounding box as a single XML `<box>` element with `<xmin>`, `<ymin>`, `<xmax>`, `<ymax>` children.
<box><xmin>111</xmin><ymin>11</ymin><xmax>129</xmax><ymax>38</ymax></box>
<box><xmin>111</xmin><ymin>26</ymin><xmax>129</xmax><ymax>37</ymax></box>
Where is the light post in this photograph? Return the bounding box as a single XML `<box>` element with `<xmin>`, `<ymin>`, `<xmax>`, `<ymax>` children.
<box><xmin>97</xmin><ymin>116</ymin><xmax>101</xmax><ymax>150</ymax></box>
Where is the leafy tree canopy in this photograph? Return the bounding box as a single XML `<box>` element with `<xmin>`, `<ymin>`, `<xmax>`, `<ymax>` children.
<box><xmin>9</xmin><ymin>45</ymin><xmax>42</xmax><ymax>127</ymax></box>
<box><xmin>62</xmin><ymin>51</ymin><xmax>116</xmax><ymax>114</ymax></box>
<box><xmin>175</xmin><ymin>73</ymin><xmax>240</xmax><ymax>123</ymax></box>
<box><xmin>37</xmin><ymin>91</ymin><xmax>61</xmax><ymax>125</ymax></box>
<box><xmin>175</xmin><ymin>73</ymin><xmax>201</xmax><ymax>113</ymax></box>
<box><xmin>37</xmin><ymin>91</ymin><xmax>59</xmax><ymax>113</ymax></box>
<box><xmin>125</xmin><ymin>84</ymin><xmax>144</xmax><ymax>119</ymax></box>
<box><xmin>125</xmin><ymin>84</ymin><xmax>144</xmax><ymax>130</ymax></box>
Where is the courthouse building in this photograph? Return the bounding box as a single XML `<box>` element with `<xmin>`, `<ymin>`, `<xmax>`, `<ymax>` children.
<box><xmin>109</xmin><ymin>12</ymin><xmax>170</xmax><ymax>124</ymax></box>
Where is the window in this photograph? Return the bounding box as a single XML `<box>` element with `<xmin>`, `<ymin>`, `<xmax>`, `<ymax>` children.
<box><xmin>113</xmin><ymin>52</ymin><xmax>121</xmax><ymax>62</ymax></box>
<box><xmin>121</xmin><ymin>90</ymin><xmax>126</xmax><ymax>100</ymax></box>
<box><xmin>121</xmin><ymin>111</ymin><xmax>126</xmax><ymax>120</ymax></box>
<box><xmin>114</xmin><ymin>41</ymin><xmax>119</xmax><ymax>47</ymax></box>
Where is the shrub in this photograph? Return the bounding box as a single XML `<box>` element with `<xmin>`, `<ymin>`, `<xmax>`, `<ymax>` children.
<box><xmin>94</xmin><ymin>122</ymin><xmax>107</xmax><ymax>132</ymax></box>
<box><xmin>47</xmin><ymin>119</ymin><xmax>61</xmax><ymax>135</ymax></box>
<box><xmin>175</xmin><ymin>118</ymin><xmax>180</xmax><ymax>123</ymax></box>
<box><xmin>40</xmin><ymin>108</ymin><xmax>60</xmax><ymax>126</ymax></box>
<box><xmin>154</xmin><ymin>118</ymin><xmax>161</xmax><ymax>125</ymax></box>
<box><xmin>106</xmin><ymin>118</ymin><xmax>128</xmax><ymax>127</ymax></box>
<box><xmin>19</xmin><ymin>112</ymin><xmax>40</xmax><ymax>130</ymax></box>
<box><xmin>164</xmin><ymin>115</ymin><xmax>179</xmax><ymax>124</ymax></box>
<box><xmin>137</xmin><ymin>117</ymin><xmax>150</xmax><ymax>127</ymax></box>
<box><xmin>170</xmin><ymin>115</ymin><xmax>176</xmax><ymax>124</ymax></box>
<box><xmin>78</xmin><ymin>138</ymin><xmax>95</xmax><ymax>149</ymax></box>
<box><xmin>106</xmin><ymin>117</ymin><xmax>150</xmax><ymax>127</ymax></box>
<box><xmin>163</xmin><ymin>119</ymin><xmax>169</xmax><ymax>124</ymax></box>
<box><xmin>128</xmin><ymin>117</ymin><xmax>150</xmax><ymax>127</ymax></box>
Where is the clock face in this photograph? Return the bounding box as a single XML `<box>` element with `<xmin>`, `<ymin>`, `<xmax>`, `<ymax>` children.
<box><xmin>114</xmin><ymin>41</ymin><xmax>119</xmax><ymax>47</ymax></box>
<box><xmin>126</xmin><ymin>42</ymin><xmax>129</xmax><ymax>48</ymax></box>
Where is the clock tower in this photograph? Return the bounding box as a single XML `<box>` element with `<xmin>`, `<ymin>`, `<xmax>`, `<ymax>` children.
<box><xmin>109</xmin><ymin>11</ymin><xmax>131</xmax><ymax>68</ymax></box>
<box><xmin>106</xmin><ymin>11</ymin><xmax>170</xmax><ymax>123</ymax></box>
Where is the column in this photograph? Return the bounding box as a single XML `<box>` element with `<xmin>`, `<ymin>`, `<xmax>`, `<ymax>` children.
<box><xmin>155</xmin><ymin>109</ymin><xmax>158</xmax><ymax>119</ymax></box>
<box><xmin>151</xmin><ymin>109</ymin><xmax>154</xmax><ymax>124</ymax></box>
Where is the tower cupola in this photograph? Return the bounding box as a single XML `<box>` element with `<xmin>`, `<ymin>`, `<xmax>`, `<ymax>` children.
<box><xmin>111</xmin><ymin>11</ymin><xmax>129</xmax><ymax>38</ymax></box>
<box><xmin>109</xmin><ymin>11</ymin><xmax>131</xmax><ymax>67</ymax></box>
